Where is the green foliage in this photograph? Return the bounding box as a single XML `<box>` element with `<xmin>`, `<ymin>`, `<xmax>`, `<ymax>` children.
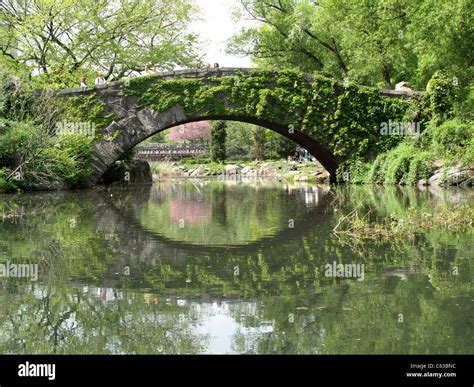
<box><xmin>52</xmin><ymin>135</ymin><xmax>95</xmax><ymax>187</ymax></box>
<box><xmin>0</xmin><ymin>70</ymin><xmax>32</xmax><ymax>121</ymax></box>
<box><xmin>455</xmin><ymin>86</ymin><xmax>474</xmax><ymax>121</ymax></box>
<box><xmin>367</xmin><ymin>153</ymin><xmax>388</xmax><ymax>184</ymax></box>
<box><xmin>211</xmin><ymin>121</ymin><xmax>227</xmax><ymax>162</ymax></box>
<box><xmin>403</xmin><ymin>151</ymin><xmax>433</xmax><ymax>184</ymax></box>
<box><xmin>0</xmin><ymin>119</ymin><xmax>30</xmax><ymax>164</ymax></box>
<box><xmin>177</xmin><ymin>157</ymin><xmax>225</xmax><ymax>175</ymax></box>
<box><xmin>0</xmin><ymin>168</ymin><xmax>16</xmax><ymax>193</ymax></box>
<box><xmin>225</xmin><ymin>121</ymin><xmax>295</xmax><ymax>161</ymax></box>
<box><xmin>351</xmin><ymin>141</ymin><xmax>434</xmax><ymax>186</ymax></box>
<box><xmin>145</xmin><ymin>131</ymin><xmax>167</xmax><ymax>144</ymax></box>
<box><xmin>264</xmin><ymin>130</ymin><xmax>295</xmax><ymax>160</ymax></box>
<box><xmin>429</xmin><ymin>119</ymin><xmax>473</xmax><ymax>164</ymax></box>
<box><xmin>225</xmin><ymin>121</ymin><xmax>254</xmax><ymax>161</ymax></box>
<box><xmin>60</xmin><ymin>94</ymin><xmax>117</xmax><ymax>132</ymax></box>
<box><xmin>382</xmin><ymin>142</ymin><xmax>418</xmax><ymax>185</ymax></box>
<box><xmin>335</xmin><ymin>203</ymin><xmax>473</xmax><ymax>243</ymax></box>
<box><xmin>0</xmin><ymin>120</ymin><xmax>93</xmax><ymax>192</ymax></box>
<box><xmin>253</xmin><ymin>126</ymin><xmax>266</xmax><ymax>160</ymax></box>
<box><xmin>426</xmin><ymin>71</ymin><xmax>459</xmax><ymax>122</ymax></box>
<box><xmin>0</xmin><ymin>66</ymin><xmax>96</xmax><ymax>192</ymax></box>
<box><xmin>0</xmin><ymin>0</ymin><xmax>199</xmax><ymax>87</ymax></box>
<box><xmin>337</xmin><ymin>159</ymin><xmax>371</xmax><ymax>184</ymax></box>
<box><xmin>342</xmin><ymin>117</ymin><xmax>472</xmax><ymax>185</ymax></box>
<box><xmin>230</xmin><ymin>0</ymin><xmax>473</xmax><ymax>90</ymax></box>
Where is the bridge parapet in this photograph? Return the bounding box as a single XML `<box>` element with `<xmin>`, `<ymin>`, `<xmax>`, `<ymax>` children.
<box><xmin>52</xmin><ymin>68</ymin><xmax>253</xmax><ymax>97</ymax></box>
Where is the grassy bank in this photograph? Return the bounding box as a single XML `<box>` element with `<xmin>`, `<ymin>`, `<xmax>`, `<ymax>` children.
<box><xmin>339</xmin><ymin>118</ymin><xmax>473</xmax><ymax>186</ymax></box>
<box><xmin>0</xmin><ymin>119</ymin><xmax>94</xmax><ymax>193</ymax></box>
<box><xmin>335</xmin><ymin>204</ymin><xmax>473</xmax><ymax>239</ymax></box>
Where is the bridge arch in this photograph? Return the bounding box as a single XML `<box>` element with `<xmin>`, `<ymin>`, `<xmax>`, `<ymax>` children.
<box><xmin>93</xmin><ymin>113</ymin><xmax>338</xmax><ymax>183</ymax></box>
<box><xmin>54</xmin><ymin>68</ymin><xmax>416</xmax><ymax>186</ymax></box>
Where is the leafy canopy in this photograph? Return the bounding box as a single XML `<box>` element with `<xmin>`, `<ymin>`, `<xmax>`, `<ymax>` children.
<box><xmin>228</xmin><ymin>0</ymin><xmax>473</xmax><ymax>89</ymax></box>
<box><xmin>0</xmin><ymin>0</ymin><xmax>200</xmax><ymax>87</ymax></box>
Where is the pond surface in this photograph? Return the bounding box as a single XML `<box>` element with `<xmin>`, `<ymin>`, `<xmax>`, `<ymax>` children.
<box><xmin>0</xmin><ymin>179</ymin><xmax>472</xmax><ymax>354</ymax></box>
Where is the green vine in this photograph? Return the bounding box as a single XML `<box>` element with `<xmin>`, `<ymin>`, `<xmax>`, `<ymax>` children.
<box><xmin>60</xmin><ymin>93</ymin><xmax>117</xmax><ymax>133</ymax></box>
<box><xmin>121</xmin><ymin>69</ymin><xmax>414</xmax><ymax>161</ymax></box>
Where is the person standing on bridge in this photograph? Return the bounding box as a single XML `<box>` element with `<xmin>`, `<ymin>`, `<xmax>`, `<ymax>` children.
<box><xmin>79</xmin><ymin>77</ymin><xmax>88</xmax><ymax>89</ymax></box>
<box><xmin>145</xmin><ymin>65</ymin><xmax>159</xmax><ymax>75</ymax></box>
<box><xmin>395</xmin><ymin>81</ymin><xmax>413</xmax><ymax>92</ymax></box>
<box><xmin>95</xmin><ymin>73</ymin><xmax>106</xmax><ymax>86</ymax></box>
<box><xmin>174</xmin><ymin>62</ymin><xmax>185</xmax><ymax>71</ymax></box>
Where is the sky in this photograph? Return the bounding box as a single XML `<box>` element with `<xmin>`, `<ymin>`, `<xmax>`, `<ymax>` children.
<box><xmin>192</xmin><ymin>0</ymin><xmax>253</xmax><ymax>68</ymax></box>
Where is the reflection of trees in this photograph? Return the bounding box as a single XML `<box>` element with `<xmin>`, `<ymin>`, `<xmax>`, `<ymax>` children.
<box><xmin>137</xmin><ymin>180</ymin><xmax>316</xmax><ymax>246</ymax></box>
<box><xmin>211</xmin><ymin>183</ymin><xmax>227</xmax><ymax>226</ymax></box>
<box><xmin>170</xmin><ymin>199</ymin><xmax>212</xmax><ymax>225</ymax></box>
<box><xmin>225</xmin><ymin>272</ymin><xmax>474</xmax><ymax>354</ymax></box>
<box><xmin>332</xmin><ymin>185</ymin><xmax>474</xmax><ymax>220</ymax></box>
<box><xmin>0</xmin><ymin>184</ymin><xmax>472</xmax><ymax>354</ymax></box>
<box><xmin>0</xmin><ymin>285</ymin><xmax>207</xmax><ymax>354</ymax></box>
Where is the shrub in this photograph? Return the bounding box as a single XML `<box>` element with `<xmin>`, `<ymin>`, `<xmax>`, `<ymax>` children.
<box><xmin>0</xmin><ymin>168</ymin><xmax>18</xmax><ymax>192</ymax></box>
<box><xmin>0</xmin><ymin>120</ymin><xmax>94</xmax><ymax>191</ymax></box>
<box><xmin>337</xmin><ymin>159</ymin><xmax>370</xmax><ymax>184</ymax></box>
<box><xmin>367</xmin><ymin>153</ymin><xmax>388</xmax><ymax>184</ymax></box>
<box><xmin>54</xmin><ymin>135</ymin><xmax>94</xmax><ymax>187</ymax></box>
<box><xmin>403</xmin><ymin>151</ymin><xmax>433</xmax><ymax>184</ymax></box>
<box><xmin>0</xmin><ymin>71</ymin><xmax>31</xmax><ymax>121</ymax></box>
<box><xmin>0</xmin><ymin>120</ymin><xmax>31</xmax><ymax>166</ymax></box>
<box><xmin>430</xmin><ymin>119</ymin><xmax>473</xmax><ymax>163</ymax></box>
<box><xmin>426</xmin><ymin>71</ymin><xmax>459</xmax><ymax>122</ymax></box>
<box><xmin>225</xmin><ymin>122</ymin><xmax>254</xmax><ymax>161</ymax></box>
<box><xmin>383</xmin><ymin>142</ymin><xmax>416</xmax><ymax>185</ymax></box>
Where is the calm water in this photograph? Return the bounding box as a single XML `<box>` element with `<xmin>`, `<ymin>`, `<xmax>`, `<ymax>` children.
<box><xmin>0</xmin><ymin>179</ymin><xmax>472</xmax><ymax>354</ymax></box>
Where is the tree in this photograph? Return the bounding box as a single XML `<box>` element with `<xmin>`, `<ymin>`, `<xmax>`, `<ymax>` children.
<box><xmin>228</xmin><ymin>0</ymin><xmax>473</xmax><ymax>89</ymax></box>
<box><xmin>211</xmin><ymin>121</ymin><xmax>227</xmax><ymax>162</ymax></box>
<box><xmin>265</xmin><ymin>131</ymin><xmax>294</xmax><ymax>160</ymax></box>
<box><xmin>0</xmin><ymin>0</ymin><xmax>199</xmax><ymax>87</ymax></box>
<box><xmin>407</xmin><ymin>0</ymin><xmax>473</xmax><ymax>88</ymax></box>
<box><xmin>146</xmin><ymin>132</ymin><xmax>166</xmax><ymax>144</ymax></box>
<box><xmin>228</xmin><ymin>0</ymin><xmax>350</xmax><ymax>79</ymax></box>
<box><xmin>225</xmin><ymin>121</ymin><xmax>254</xmax><ymax>161</ymax></box>
<box><xmin>168</xmin><ymin>121</ymin><xmax>211</xmax><ymax>144</ymax></box>
<box><xmin>253</xmin><ymin>126</ymin><xmax>266</xmax><ymax>161</ymax></box>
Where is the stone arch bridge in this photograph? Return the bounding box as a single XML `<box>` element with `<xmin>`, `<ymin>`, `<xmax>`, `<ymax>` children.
<box><xmin>52</xmin><ymin>68</ymin><xmax>421</xmax><ymax>185</ymax></box>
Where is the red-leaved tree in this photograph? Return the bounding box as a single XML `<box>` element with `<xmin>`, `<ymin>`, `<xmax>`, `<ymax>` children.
<box><xmin>168</xmin><ymin>121</ymin><xmax>211</xmax><ymax>143</ymax></box>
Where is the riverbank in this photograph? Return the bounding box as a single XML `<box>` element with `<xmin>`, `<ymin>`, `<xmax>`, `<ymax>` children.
<box><xmin>148</xmin><ymin>156</ymin><xmax>472</xmax><ymax>188</ymax></box>
<box><xmin>150</xmin><ymin>159</ymin><xmax>331</xmax><ymax>183</ymax></box>
<box><xmin>339</xmin><ymin>118</ymin><xmax>473</xmax><ymax>187</ymax></box>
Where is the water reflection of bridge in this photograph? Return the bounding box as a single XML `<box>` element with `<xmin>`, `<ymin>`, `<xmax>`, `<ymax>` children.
<box><xmin>97</xmin><ymin>182</ymin><xmax>333</xmax><ymax>278</ymax></box>
<box><xmin>137</xmin><ymin>144</ymin><xmax>209</xmax><ymax>161</ymax></box>
<box><xmin>112</xmin><ymin>182</ymin><xmax>331</xmax><ymax>245</ymax></box>
<box><xmin>4</xmin><ymin>182</ymin><xmax>333</xmax><ymax>288</ymax></box>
